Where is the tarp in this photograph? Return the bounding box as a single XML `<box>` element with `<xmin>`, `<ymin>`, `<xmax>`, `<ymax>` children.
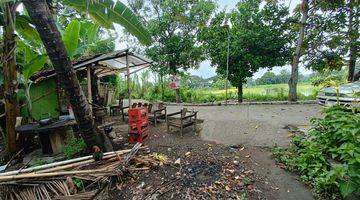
<box><xmin>30</xmin><ymin>49</ymin><xmax>153</xmax><ymax>81</ymax></box>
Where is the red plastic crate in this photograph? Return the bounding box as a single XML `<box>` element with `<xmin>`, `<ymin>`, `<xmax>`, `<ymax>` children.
<box><xmin>129</xmin><ymin>132</ymin><xmax>149</xmax><ymax>143</ymax></box>
<box><xmin>128</xmin><ymin>106</ymin><xmax>149</xmax><ymax>143</ymax></box>
<box><xmin>129</xmin><ymin>126</ymin><xmax>149</xmax><ymax>134</ymax></box>
<box><xmin>128</xmin><ymin>107</ymin><xmax>148</xmax><ymax>123</ymax></box>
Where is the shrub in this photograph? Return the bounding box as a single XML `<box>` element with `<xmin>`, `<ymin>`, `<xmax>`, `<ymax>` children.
<box><xmin>63</xmin><ymin>136</ymin><xmax>87</xmax><ymax>159</ymax></box>
<box><xmin>273</xmin><ymin>106</ymin><xmax>360</xmax><ymax>199</ymax></box>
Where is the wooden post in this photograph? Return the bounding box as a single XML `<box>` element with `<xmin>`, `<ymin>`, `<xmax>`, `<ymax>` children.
<box><xmin>126</xmin><ymin>52</ymin><xmax>131</xmax><ymax>107</ymax></box>
<box><xmin>87</xmin><ymin>66</ymin><xmax>92</xmax><ymax>112</ymax></box>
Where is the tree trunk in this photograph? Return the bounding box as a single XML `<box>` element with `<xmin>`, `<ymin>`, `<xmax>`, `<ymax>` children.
<box><xmin>175</xmin><ymin>88</ymin><xmax>182</xmax><ymax>103</ymax></box>
<box><xmin>354</xmin><ymin>71</ymin><xmax>360</xmax><ymax>81</ymax></box>
<box><xmin>347</xmin><ymin>0</ymin><xmax>358</xmax><ymax>82</ymax></box>
<box><xmin>288</xmin><ymin>0</ymin><xmax>308</xmax><ymax>102</ymax></box>
<box><xmin>23</xmin><ymin>0</ymin><xmax>102</xmax><ymax>149</ymax></box>
<box><xmin>160</xmin><ymin>73</ymin><xmax>164</xmax><ymax>101</ymax></box>
<box><xmin>237</xmin><ymin>81</ymin><xmax>243</xmax><ymax>103</ymax></box>
<box><xmin>2</xmin><ymin>2</ymin><xmax>19</xmax><ymax>153</ymax></box>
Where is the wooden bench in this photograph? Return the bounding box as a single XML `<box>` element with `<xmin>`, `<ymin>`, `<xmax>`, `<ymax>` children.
<box><xmin>148</xmin><ymin>103</ymin><xmax>167</xmax><ymax>126</ymax></box>
<box><xmin>109</xmin><ymin>97</ymin><xmax>129</xmax><ymax>121</ymax></box>
<box><xmin>166</xmin><ymin>108</ymin><xmax>198</xmax><ymax>136</ymax></box>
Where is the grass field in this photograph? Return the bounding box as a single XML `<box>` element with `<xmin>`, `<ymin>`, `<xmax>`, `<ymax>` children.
<box><xmin>185</xmin><ymin>83</ymin><xmax>319</xmax><ymax>102</ymax></box>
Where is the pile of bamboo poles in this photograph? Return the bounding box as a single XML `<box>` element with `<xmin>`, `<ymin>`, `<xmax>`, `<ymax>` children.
<box><xmin>0</xmin><ymin>144</ymin><xmax>157</xmax><ymax>200</ymax></box>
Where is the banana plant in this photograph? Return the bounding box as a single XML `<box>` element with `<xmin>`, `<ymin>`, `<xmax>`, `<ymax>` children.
<box><xmin>17</xmin><ymin>41</ymin><xmax>47</xmax><ymax>119</ymax></box>
<box><xmin>62</xmin><ymin>0</ymin><xmax>151</xmax><ymax>45</ymax></box>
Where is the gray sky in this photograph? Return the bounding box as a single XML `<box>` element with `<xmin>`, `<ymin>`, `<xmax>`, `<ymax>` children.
<box><xmin>117</xmin><ymin>0</ymin><xmax>312</xmax><ymax>79</ymax></box>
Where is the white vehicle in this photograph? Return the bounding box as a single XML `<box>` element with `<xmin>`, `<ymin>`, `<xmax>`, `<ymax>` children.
<box><xmin>317</xmin><ymin>81</ymin><xmax>360</xmax><ymax>107</ymax></box>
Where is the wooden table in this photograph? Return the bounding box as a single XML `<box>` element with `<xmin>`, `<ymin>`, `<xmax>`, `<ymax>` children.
<box><xmin>16</xmin><ymin>118</ymin><xmax>76</xmax><ymax>154</ymax></box>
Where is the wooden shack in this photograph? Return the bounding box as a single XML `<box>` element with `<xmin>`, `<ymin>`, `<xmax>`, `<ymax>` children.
<box><xmin>17</xmin><ymin>49</ymin><xmax>152</xmax><ymax>154</ymax></box>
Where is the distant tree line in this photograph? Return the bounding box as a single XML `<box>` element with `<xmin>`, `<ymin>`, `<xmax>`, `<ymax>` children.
<box><xmin>254</xmin><ymin>70</ymin><xmax>312</xmax><ymax>85</ymax></box>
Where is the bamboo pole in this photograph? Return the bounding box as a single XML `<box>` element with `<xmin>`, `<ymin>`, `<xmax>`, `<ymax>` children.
<box><xmin>87</xmin><ymin>66</ymin><xmax>92</xmax><ymax>112</ymax></box>
<box><xmin>35</xmin><ymin>153</ymin><xmax>125</xmax><ymax>174</ymax></box>
<box><xmin>0</xmin><ymin>168</ymin><xmax>109</xmax><ymax>182</ymax></box>
<box><xmin>126</xmin><ymin>52</ymin><xmax>131</xmax><ymax>107</ymax></box>
<box><xmin>0</xmin><ymin>149</ymin><xmax>135</xmax><ymax>176</ymax></box>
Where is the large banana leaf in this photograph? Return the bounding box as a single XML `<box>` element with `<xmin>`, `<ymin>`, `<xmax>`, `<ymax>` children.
<box><xmin>17</xmin><ymin>41</ymin><xmax>47</xmax><ymax>82</ymax></box>
<box><xmin>63</xmin><ymin>0</ymin><xmax>152</xmax><ymax>45</ymax></box>
<box><xmin>63</xmin><ymin>19</ymin><xmax>81</xmax><ymax>59</ymax></box>
<box><xmin>15</xmin><ymin>15</ymin><xmax>43</xmax><ymax>48</ymax></box>
<box><xmin>79</xmin><ymin>21</ymin><xmax>100</xmax><ymax>44</ymax></box>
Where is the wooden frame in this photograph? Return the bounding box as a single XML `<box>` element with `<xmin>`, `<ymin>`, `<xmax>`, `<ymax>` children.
<box><xmin>148</xmin><ymin>104</ymin><xmax>167</xmax><ymax>126</ymax></box>
<box><xmin>166</xmin><ymin>108</ymin><xmax>197</xmax><ymax>136</ymax></box>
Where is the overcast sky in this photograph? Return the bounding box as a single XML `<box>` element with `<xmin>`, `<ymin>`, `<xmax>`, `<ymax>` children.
<box><xmin>117</xmin><ymin>0</ymin><xmax>312</xmax><ymax>79</ymax></box>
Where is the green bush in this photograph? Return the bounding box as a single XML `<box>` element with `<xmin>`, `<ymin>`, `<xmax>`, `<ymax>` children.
<box><xmin>272</xmin><ymin>106</ymin><xmax>360</xmax><ymax>199</ymax></box>
<box><xmin>63</xmin><ymin>136</ymin><xmax>87</xmax><ymax>159</ymax></box>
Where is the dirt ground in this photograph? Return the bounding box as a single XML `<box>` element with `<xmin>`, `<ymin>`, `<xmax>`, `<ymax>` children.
<box><xmin>105</xmin><ymin>104</ymin><xmax>322</xmax><ymax>200</ymax></box>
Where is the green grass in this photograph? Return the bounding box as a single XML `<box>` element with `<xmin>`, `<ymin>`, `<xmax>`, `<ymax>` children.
<box><xmin>144</xmin><ymin>83</ymin><xmax>319</xmax><ymax>103</ymax></box>
<box><xmin>190</xmin><ymin>83</ymin><xmax>319</xmax><ymax>102</ymax></box>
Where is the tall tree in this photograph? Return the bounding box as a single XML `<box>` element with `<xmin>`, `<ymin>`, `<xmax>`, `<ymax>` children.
<box><xmin>128</xmin><ymin>0</ymin><xmax>216</xmax><ymax>103</ymax></box>
<box><xmin>305</xmin><ymin>0</ymin><xmax>359</xmax><ymax>81</ymax></box>
<box><xmin>201</xmin><ymin>0</ymin><xmax>292</xmax><ymax>102</ymax></box>
<box><xmin>347</xmin><ymin>0</ymin><xmax>359</xmax><ymax>82</ymax></box>
<box><xmin>288</xmin><ymin>0</ymin><xmax>308</xmax><ymax>102</ymax></box>
<box><xmin>22</xmin><ymin>0</ymin><xmax>103</xmax><ymax>148</ymax></box>
<box><xmin>2</xmin><ymin>2</ymin><xmax>19</xmax><ymax>153</ymax></box>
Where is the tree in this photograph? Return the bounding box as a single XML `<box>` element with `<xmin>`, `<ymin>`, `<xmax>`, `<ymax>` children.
<box><xmin>288</xmin><ymin>0</ymin><xmax>308</xmax><ymax>102</ymax></box>
<box><xmin>1</xmin><ymin>0</ymin><xmax>150</xmax><ymax>151</ymax></box>
<box><xmin>21</xmin><ymin>0</ymin><xmax>151</xmax><ymax>149</ymax></box>
<box><xmin>22</xmin><ymin>0</ymin><xmax>103</xmax><ymax>148</ymax></box>
<box><xmin>128</xmin><ymin>0</ymin><xmax>216</xmax><ymax>103</ymax></box>
<box><xmin>201</xmin><ymin>0</ymin><xmax>292</xmax><ymax>102</ymax></box>
<box><xmin>278</xmin><ymin>69</ymin><xmax>291</xmax><ymax>83</ymax></box>
<box><xmin>2</xmin><ymin>2</ymin><xmax>19</xmax><ymax>153</ymax></box>
<box><xmin>256</xmin><ymin>71</ymin><xmax>278</xmax><ymax>85</ymax></box>
<box><xmin>305</xmin><ymin>0</ymin><xmax>359</xmax><ymax>81</ymax></box>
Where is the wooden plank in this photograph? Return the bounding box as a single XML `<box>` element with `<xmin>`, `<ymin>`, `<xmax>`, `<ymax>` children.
<box><xmin>49</xmin><ymin>129</ymin><xmax>65</xmax><ymax>154</ymax></box>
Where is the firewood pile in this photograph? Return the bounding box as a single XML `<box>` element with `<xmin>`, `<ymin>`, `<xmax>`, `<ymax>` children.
<box><xmin>0</xmin><ymin>143</ymin><xmax>160</xmax><ymax>200</ymax></box>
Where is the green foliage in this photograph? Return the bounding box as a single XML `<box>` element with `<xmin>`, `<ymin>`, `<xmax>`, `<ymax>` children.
<box><xmin>128</xmin><ymin>0</ymin><xmax>216</xmax><ymax>76</ymax></box>
<box><xmin>310</xmin><ymin>70</ymin><xmax>347</xmax><ymax>87</ymax></box>
<box><xmin>305</xmin><ymin>0</ymin><xmax>358</xmax><ymax>73</ymax></box>
<box><xmin>63</xmin><ymin>0</ymin><xmax>151</xmax><ymax>45</ymax></box>
<box><xmin>142</xmin><ymin>83</ymin><xmax>317</xmax><ymax>103</ymax></box>
<box><xmin>200</xmin><ymin>0</ymin><xmax>293</xmax><ymax>101</ymax></box>
<box><xmin>273</xmin><ymin>106</ymin><xmax>360</xmax><ymax>199</ymax></box>
<box><xmin>63</xmin><ymin>20</ymin><xmax>81</xmax><ymax>59</ymax></box>
<box><xmin>213</xmin><ymin>78</ymin><xmax>231</xmax><ymax>90</ymax></box>
<box><xmin>31</xmin><ymin>159</ymin><xmax>49</xmax><ymax>167</ymax></box>
<box><xmin>73</xmin><ymin>178</ymin><xmax>84</xmax><ymax>190</ymax></box>
<box><xmin>63</xmin><ymin>136</ymin><xmax>87</xmax><ymax>159</ymax></box>
<box><xmin>17</xmin><ymin>41</ymin><xmax>47</xmax><ymax>82</ymax></box>
<box><xmin>255</xmin><ymin>70</ymin><xmax>312</xmax><ymax>85</ymax></box>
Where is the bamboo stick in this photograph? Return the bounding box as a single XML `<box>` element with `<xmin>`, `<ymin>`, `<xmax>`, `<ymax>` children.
<box><xmin>0</xmin><ymin>168</ymin><xmax>109</xmax><ymax>182</ymax></box>
<box><xmin>35</xmin><ymin>153</ymin><xmax>126</xmax><ymax>174</ymax></box>
<box><xmin>0</xmin><ymin>149</ymin><xmax>135</xmax><ymax>176</ymax></box>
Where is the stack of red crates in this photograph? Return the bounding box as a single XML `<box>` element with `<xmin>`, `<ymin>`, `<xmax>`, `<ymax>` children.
<box><xmin>128</xmin><ymin>106</ymin><xmax>149</xmax><ymax>143</ymax></box>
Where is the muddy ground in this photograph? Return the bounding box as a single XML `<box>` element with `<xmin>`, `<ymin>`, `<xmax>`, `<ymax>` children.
<box><xmin>105</xmin><ymin>104</ymin><xmax>322</xmax><ymax>200</ymax></box>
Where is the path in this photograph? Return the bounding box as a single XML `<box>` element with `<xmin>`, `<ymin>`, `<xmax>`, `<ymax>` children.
<box><xmin>166</xmin><ymin>104</ymin><xmax>322</xmax><ymax>200</ymax></box>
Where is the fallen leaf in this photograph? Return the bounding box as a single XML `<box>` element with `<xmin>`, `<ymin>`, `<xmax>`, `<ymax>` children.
<box><xmin>174</xmin><ymin>158</ymin><xmax>181</xmax><ymax>165</ymax></box>
<box><xmin>225</xmin><ymin>185</ymin><xmax>231</xmax><ymax>191</ymax></box>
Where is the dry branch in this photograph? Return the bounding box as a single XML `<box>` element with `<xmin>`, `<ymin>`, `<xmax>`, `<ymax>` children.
<box><xmin>0</xmin><ymin>144</ymin><xmax>157</xmax><ymax>200</ymax></box>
